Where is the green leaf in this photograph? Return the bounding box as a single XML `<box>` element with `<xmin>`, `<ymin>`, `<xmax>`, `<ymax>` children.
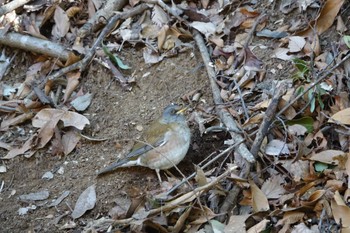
<box><xmin>113</xmin><ymin>55</ymin><xmax>131</xmax><ymax>70</ymax></box>
<box><xmin>292</xmin><ymin>58</ymin><xmax>310</xmax><ymax>81</ymax></box>
<box><xmin>344</xmin><ymin>35</ymin><xmax>350</xmax><ymax>48</ymax></box>
<box><xmin>101</xmin><ymin>43</ymin><xmax>131</xmax><ymax>70</ymax></box>
<box><xmin>286</xmin><ymin>117</ymin><xmax>314</xmax><ymax>133</ymax></box>
<box><xmin>292</xmin><ymin>58</ymin><xmax>309</xmax><ymax>73</ymax></box>
<box><xmin>314</xmin><ymin>162</ymin><xmax>328</xmax><ymax>172</ymax></box>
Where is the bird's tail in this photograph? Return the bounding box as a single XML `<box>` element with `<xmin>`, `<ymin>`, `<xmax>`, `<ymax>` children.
<box><xmin>97</xmin><ymin>160</ymin><xmax>127</xmax><ymax>176</ymax></box>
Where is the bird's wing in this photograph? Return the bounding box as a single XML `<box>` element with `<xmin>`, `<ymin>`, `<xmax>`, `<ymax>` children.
<box><xmin>125</xmin><ymin>119</ymin><xmax>170</xmax><ymax>160</ymax></box>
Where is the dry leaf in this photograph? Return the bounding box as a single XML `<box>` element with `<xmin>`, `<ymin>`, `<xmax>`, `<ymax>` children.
<box><xmin>62</xmin><ymin>130</ymin><xmax>81</xmax><ymax>155</ymax></box>
<box><xmin>249</xmin><ymin>180</ymin><xmax>270</xmax><ymax>212</ymax></box>
<box><xmin>72</xmin><ymin>184</ymin><xmax>96</xmax><ymax>219</ymax></box>
<box><xmin>265</xmin><ymin>139</ymin><xmax>290</xmax><ymax>156</ymax></box>
<box><xmin>288</xmin><ymin>36</ymin><xmax>306</xmax><ymax>53</ymax></box>
<box><xmin>32</xmin><ymin>109</ymin><xmax>90</xmax><ymax>130</ymax></box>
<box><xmin>63</xmin><ymin>72</ymin><xmax>81</xmax><ymax>103</ymax></box>
<box><xmin>247</xmin><ymin>219</ymin><xmax>270</xmax><ymax>233</ymax></box>
<box><xmin>52</xmin><ymin>6</ymin><xmax>70</xmax><ymax>38</ymax></box>
<box><xmin>331</xmin><ymin>198</ymin><xmax>350</xmax><ymax>228</ymax></box>
<box><xmin>310</xmin><ymin>150</ymin><xmax>344</xmax><ymax>165</ymax></box>
<box><xmin>328</xmin><ymin>107</ymin><xmax>350</xmax><ymax>125</ymax></box>
<box><xmin>224</xmin><ymin>215</ymin><xmax>249</xmax><ymax>233</ymax></box>
<box><xmin>261</xmin><ymin>175</ymin><xmax>285</xmax><ymax>199</ymax></box>
<box><xmin>298</xmin><ymin>0</ymin><xmax>344</xmax><ymax>37</ymax></box>
<box><xmin>3</xmin><ymin>135</ymin><xmax>36</xmax><ymax>159</ymax></box>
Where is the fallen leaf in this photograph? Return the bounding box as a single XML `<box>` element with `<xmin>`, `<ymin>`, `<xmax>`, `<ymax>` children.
<box><xmin>299</xmin><ymin>0</ymin><xmax>344</xmax><ymax>37</ymax></box>
<box><xmin>331</xmin><ymin>198</ymin><xmax>350</xmax><ymax>228</ymax></box>
<box><xmin>249</xmin><ymin>180</ymin><xmax>270</xmax><ymax>212</ymax></box>
<box><xmin>52</xmin><ymin>5</ymin><xmax>70</xmax><ymax>38</ymax></box>
<box><xmin>71</xmin><ymin>93</ymin><xmax>93</xmax><ymax>111</ymax></box>
<box><xmin>261</xmin><ymin>175</ymin><xmax>285</xmax><ymax>199</ymax></box>
<box><xmin>62</xmin><ymin>130</ymin><xmax>81</xmax><ymax>155</ymax></box>
<box><xmin>310</xmin><ymin>150</ymin><xmax>345</xmax><ymax>165</ymax></box>
<box><xmin>224</xmin><ymin>215</ymin><xmax>249</xmax><ymax>233</ymax></box>
<box><xmin>288</xmin><ymin>36</ymin><xmax>306</xmax><ymax>53</ymax></box>
<box><xmin>247</xmin><ymin>219</ymin><xmax>270</xmax><ymax>233</ymax></box>
<box><xmin>72</xmin><ymin>184</ymin><xmax>96</xmax><ymax>219</ymax></box>
<box><xmin>32</xmin><ymin>109</ymin><xmax>90</xmax><ymax>130</ymax></box>
<box><xmin>265</xmin><ymin>140</ymin><xmax>290</xmax><ymax>156</ymax></box>
<box><xmin>63</xmin><ymin>72</ymin><xmax>80</xmax><ymax>103</ymax></box>
<box><xmin>328</xmin><ymin>107</ymin><xmax>350</xmax><ymax>125</ymax></box>
<box><xmin>19</xmin><ymin>190</ymin><xmax>50</xmax><ymax>202</ymax></box>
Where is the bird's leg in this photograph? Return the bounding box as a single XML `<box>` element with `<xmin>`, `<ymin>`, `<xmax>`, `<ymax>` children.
<box><xmin>164</xmin><ymin>169</ymin><xmax>175</xmax><ymax>178</ymax></box>
<box><xmin>156</xmin><ymin>169</ymin><xmax>162</xmax><ymax>183</ymax></box>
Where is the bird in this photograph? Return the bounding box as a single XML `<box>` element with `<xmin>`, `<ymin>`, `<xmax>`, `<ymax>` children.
<box><xmin>98</xmin><ymin>103</ymin><xmax>191</xmax><ymax>182</ymax></box>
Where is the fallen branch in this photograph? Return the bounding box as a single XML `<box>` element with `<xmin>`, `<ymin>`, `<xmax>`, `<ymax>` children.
<box><xmin>193</xmin><ymin>29</ymin><xmax>255</xmax><ymax>163</ymax></box>
<box><xmin>0</xmin><ymin>32</ymin><xmax>70</xmax><ymax>61</ymax></box>
<box><xmin>250</xmin><ymin>83</ymin><xmax>287</xmax><ymax>157</ymax></box>
<box><xmin>0</xmin><ymin>0</ymin><xmax>31</xmax><ymax>16</ymax></box>
<box><xmin>216</xmin><ymin>83</ymin><xmax>286</xmax><ymax>221</ymax></box>
<box><xmin>77</xmin><ymin>0</ymin><xmax>128</xmax><ymax>38</ymax></box>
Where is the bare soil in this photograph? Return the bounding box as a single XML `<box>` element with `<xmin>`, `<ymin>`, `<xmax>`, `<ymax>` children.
<box><xmin>0</xmin><ymin>48</ymin><xmax>224</xmax><ymax>232</ymax></box>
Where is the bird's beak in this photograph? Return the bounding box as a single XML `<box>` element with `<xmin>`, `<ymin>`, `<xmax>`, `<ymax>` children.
<box><xmin>176</xmin><ymin>106</ymin><xmax>188</xmax><ymax>115</ymax></box>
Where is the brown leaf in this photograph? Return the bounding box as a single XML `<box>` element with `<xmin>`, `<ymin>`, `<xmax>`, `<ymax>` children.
<box><xmin>328</xmin><ymin>107</ymin><xmax>350</xmax><ymax>125</ymax></box>
<box><xmin>52</xmin><ymin>6</ymin><xmax>70</xmax><ymax>38</ymax></box>
<box><xmin>36</xmin><ymin>110</ymin><xmax>62</xmax><ymax>149</ymax></box>
<box><xmin>298</xmin><ymin>0</ymin><xmax>344</xmax><ymax>37</ymax></box>
<box><xmin>249</xmin><ymin>180</ymin><xmax>270</xmax><ymax>212</ymax></box>
<box><xmin>3</xmin><ymin>134</ymin><xmax>36</xmax><ymax>159</ymax></box>
<box><xmin>310</xmin><ymin>150</ymin><xmax>345</xmax><ymax>165</ymax></box>
<box><xmin>331</xmin><ymin>192</ymin><xmax>350</xmax><ymax>227</ymax></box>
<box><xmin>63</xmin><ymin>72</ymin><xmax>80</xmax><ymax>103</ymax></box>
<box><xmin>0</xmin><ymin>112</ymin><xmax>34</xmax><ymax>131</ymax></box>
<box><xmin>62</xmin><ymin>130</ymin><xmax>81</xmax><ymax>155</ymax></box>
<box><xmin>32</xmin><ymin>109</ymin><xmax>90</xmax><ymax>130</ymax></box>
<box><xmin>247</xmin><ymin>219</ymin><xmax>270</xmax><ymax>233</ymax></box>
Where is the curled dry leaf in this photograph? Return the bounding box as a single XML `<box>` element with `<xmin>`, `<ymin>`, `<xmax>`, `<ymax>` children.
<box><xmin>71</xmin><ymin>184</ymin><xmax>96</xmax><ymax>219</ymax></box>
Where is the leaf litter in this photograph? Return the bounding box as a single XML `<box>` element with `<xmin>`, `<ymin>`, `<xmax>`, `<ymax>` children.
<box><xmin>0</xmin><ymin>0</ymin><xmax>350</xmax><ymax>232</ymax></box>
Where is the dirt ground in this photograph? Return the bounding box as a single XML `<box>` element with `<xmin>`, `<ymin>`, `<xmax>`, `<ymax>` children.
<box><xmin>0</xmin><ymin>47</ymin><xmax>226</xmax><ymax>232</ymax></box>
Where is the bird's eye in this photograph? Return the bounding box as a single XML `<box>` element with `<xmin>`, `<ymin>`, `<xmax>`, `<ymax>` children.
<box><xmin>171</xmin><ymin>109</ymin><xmax>176</xmax><ymax>114</ymax></box>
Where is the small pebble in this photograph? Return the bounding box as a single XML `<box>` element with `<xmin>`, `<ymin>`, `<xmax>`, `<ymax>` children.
<box><xmin>42</xmin><ymin>171</ymin><xmax>54</xmax><ymax>180</ymax></box>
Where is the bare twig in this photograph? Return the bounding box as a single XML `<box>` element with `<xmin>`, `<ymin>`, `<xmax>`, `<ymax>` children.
<box><xmin>78</xmin><ymin>0</ymin><xmax>128</xmax><ymax>38</ymax></box>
